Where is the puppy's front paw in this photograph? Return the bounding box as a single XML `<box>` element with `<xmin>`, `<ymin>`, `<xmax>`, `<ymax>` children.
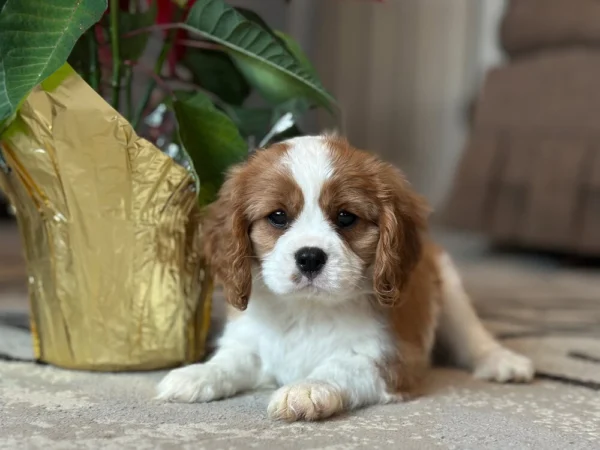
<box><xmin>156</xmin><ymin>364</ymin><xmax>234</xmax><ymax>403</ymax></box>
<box><xmin>474</xmin><ymin>347</ymin><xmax>534</xmax><ymax>383</ymax></box>
<box><xmin>267</xmin><ymin>381</ymin><xmax>344</xmax><ymax>422</ymax></box>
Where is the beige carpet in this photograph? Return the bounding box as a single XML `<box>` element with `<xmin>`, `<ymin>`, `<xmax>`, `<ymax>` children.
<box><xmin>1</xmin><ymin>224</ymin><xmax>599</xmax><ymax>449</ymax></box>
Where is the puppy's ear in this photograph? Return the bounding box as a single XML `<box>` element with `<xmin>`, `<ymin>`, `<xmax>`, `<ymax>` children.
<box><xmin>203</xmin><ymin>166</ymin><xmax>252</xmax><ymax>310</ymax></box>
<box><xmin>373</xmin><ymin>166</ymin><xmax>429</xmax><ymax>307</ymax></box>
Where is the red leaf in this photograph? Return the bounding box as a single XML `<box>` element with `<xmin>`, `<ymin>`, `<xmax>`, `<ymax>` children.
<box><xmin>156</xmin><ymin>0</ymin><xmax>175</xmax><ymax>24</ymax></box>
<box><xmin>95</xmin><ymin>24</ymin><xmax>112</xmax><ymax>67</ymax></box>
<box><xmin>167</xmin><ymin>0</ymin><xmax>198</xmax><ymax>72</ymax></box>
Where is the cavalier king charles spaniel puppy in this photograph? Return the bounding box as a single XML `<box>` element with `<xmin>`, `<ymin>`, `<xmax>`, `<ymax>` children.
<box><xmin>157</xmin><ymin>134</ymin><xmax>534</xmax><ymax>421</ymax></box>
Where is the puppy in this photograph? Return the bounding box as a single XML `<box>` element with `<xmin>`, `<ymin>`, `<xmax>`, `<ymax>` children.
<box><xmin>157</xmin><ymin>135</ymin><xmax>534</xmax><ymax>421</ymax></box>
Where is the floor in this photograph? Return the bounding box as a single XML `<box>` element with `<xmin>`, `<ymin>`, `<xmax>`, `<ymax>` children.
<box><xmin>1</xmin><ymin>220</ymin><xmax>599</xmax><ymax>449</ymax></box>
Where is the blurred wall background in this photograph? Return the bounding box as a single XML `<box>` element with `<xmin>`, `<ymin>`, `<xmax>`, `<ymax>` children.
<box><xmin>236</xmin><ymin>0</ymin><xmax>508</xmax><ymax>209</ymax></box>
<box><xmin>309</xmin><ymin>0</ymin><xmax>508</xmax><ymax>209</ymax></box>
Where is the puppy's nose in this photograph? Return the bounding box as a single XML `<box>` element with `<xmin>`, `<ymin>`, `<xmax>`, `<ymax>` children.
<box><xmin>295</xmin><ymin>247</ymin><xmax>328</xmax><ymax>277</ymax></box>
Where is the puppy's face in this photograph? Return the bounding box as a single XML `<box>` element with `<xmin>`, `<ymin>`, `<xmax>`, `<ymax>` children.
<box><xmin>203</xmin><ymin>136</ymin><xmax>428</xmax><ymax>309</ymax></box>
<box><xmin>250</xmin><ymin>139</ymin><xmax>376</xmax><ymax>301</ymax></box>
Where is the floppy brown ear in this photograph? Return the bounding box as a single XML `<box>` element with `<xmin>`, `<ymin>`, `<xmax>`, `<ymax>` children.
<box><xmin>203</xmin><ymin>167</ymin><xmax>253</xmax><ymax>310</ymax></box>
<box><xmin>373</xmin><ymin>167</ymin><xmax>429</xmax><ymax>307</ymax></box>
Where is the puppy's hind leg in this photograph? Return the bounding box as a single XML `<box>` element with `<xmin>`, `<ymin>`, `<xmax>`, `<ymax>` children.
<box><xmin>435</xmin><ymin>253</ymin><xmax>534</xmax><ymax>383</ymax></box>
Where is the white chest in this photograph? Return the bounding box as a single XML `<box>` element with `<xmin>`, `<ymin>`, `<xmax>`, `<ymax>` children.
<box><xmin>226</xmin><ymin>297</ymin><xmax>393</xmax><ymax>386</ymax></box>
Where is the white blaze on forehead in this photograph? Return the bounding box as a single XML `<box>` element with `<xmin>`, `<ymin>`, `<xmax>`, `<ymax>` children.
<box><xmin>279</xmin><ymin>136</ymin><xmax>333</xmax><ymax>203</ymax></box>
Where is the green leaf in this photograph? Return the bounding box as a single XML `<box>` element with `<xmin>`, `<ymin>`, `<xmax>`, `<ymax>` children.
<box><xmin>0</xmin><ymin>0</ymin><xmax>107</xmax><ymax>126</ymax></box>
<box><xmin>225</xmin><ymin>105</ymin><xmax>272</xmax><ymax>139</ymax></box>
<box><xmin>224</xmin><ymin>99</ymin><xmax>307</xmax><ymax>150</ymax></box>
<box><xmin>173</xmin><ymin>91</ymin><xmax>248</xmax><ymax>206</ymax></box>
<box><xmin>182</xmin><ymin>49</ymin><xmax>250</xmax><ymax>105</ymax></box>
<box><xmin>226</xmin><ymin>98</ymin><xmax>309</xmax><ymax>141</ymax></box>
<box><xmin>184</xmin><ymin>0</ymin><xmax>337</xmax><ymax>112</ymax></box>
<box><xmin>118</xmin><ymin>3</ymin><xmax>157</xmax><ymax>62</ymax></box>
<box><xmin>274</xmin><ymin>31</ymin><xmax>319</xmax><ymax>80</ymax></box>
<box><xmin>274</xmin><ymin>97</ymin><xmax>311</xmax><ymax>120</ymax></box>
<box><xmin>234</xmin><ymin>7</ymin><xmax>276</xmax><ymax>37</ymax></box>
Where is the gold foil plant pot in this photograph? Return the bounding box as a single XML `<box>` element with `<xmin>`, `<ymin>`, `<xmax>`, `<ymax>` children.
<box><xmin>0</xmin><ymin>65</ymin><xmax>212</xmax><ymax>371</ymax></box>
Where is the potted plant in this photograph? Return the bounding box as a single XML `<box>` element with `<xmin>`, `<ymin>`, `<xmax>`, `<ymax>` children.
<box><xmin>0</xmin><ymin>0</ymin><xmax>338</xmax><ymax>370</ymax></box>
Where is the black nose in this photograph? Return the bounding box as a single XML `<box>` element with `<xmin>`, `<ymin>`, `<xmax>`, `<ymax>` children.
<box><xmin>295</xmin><ymin>247</ymin><xmax>328</xmax><ymax>277</ymax></box>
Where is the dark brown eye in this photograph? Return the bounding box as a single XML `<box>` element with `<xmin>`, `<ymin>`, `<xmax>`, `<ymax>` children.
<box><xmin>268</xmin><ymin>210</ymin><xmax>288</xmax><ymax>229</ymax></box>
<box><xmin>337</xmin><ymin>210</ymin><xmax>357</xmax><ymax>228</ymax></box>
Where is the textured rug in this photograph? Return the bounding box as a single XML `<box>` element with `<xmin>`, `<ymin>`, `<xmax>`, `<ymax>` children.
<box><xmin>1</xmin><ymin>225</ymin><xmax>599</xmax><ymax>449</ymax></box>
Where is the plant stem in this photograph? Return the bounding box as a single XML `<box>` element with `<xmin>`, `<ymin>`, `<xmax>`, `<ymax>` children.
<box><xmin>109</xmin><ymin>0</ymin><xmax>122</xmax><ymax>109</ymax></box>
<box><xmin>124</xmin><ymin>65</ymin><xmax>133</xmax><ymax>120</ymax></box>
<box><xmin>131</xmin><ymin>10</ymin><xmax>183</xmax><ymax>130</ymax></box>
<box><xmin>178</xmin><ymin>39</ymin><xmax>223</xmax><ymax>51</ymax></box>
<box><xmin>122</xmin><ymin>23</ymin><xmax>182</xmax><ymax>39</ymax></box>
<box><xmin>88</xmin><ymin>27</ymin><xmax>100</xmax><ymax>92</ymax></box>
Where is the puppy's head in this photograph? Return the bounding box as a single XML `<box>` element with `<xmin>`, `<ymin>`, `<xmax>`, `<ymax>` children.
<box><xmin>203</xmin><ymin>135</ymin><xmax>429</xmax><ymax>310</ymax></box>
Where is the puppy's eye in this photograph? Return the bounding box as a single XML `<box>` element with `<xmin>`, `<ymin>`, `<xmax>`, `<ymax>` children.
<box><xmin>337</xmin><ymin>210</ymin><xmax>357</xmax><ymax>228</ymax></box>
<box><xmin>268</xmin><ymin>210</ymin><xmax>288</xmax><ymax>229</ymax></box>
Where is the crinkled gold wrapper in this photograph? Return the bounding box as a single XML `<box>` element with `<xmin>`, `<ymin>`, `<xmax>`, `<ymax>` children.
<box><xmin>0</xmin><ymin>65</ymin><xmax>211</xmax><ymax>371</ymax></box>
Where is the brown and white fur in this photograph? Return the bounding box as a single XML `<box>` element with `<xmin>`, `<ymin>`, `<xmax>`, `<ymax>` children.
<box><xmin>157</xmin><ymin>135</ymin><xmax>534</xmax><ymax>421</ymax></box>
